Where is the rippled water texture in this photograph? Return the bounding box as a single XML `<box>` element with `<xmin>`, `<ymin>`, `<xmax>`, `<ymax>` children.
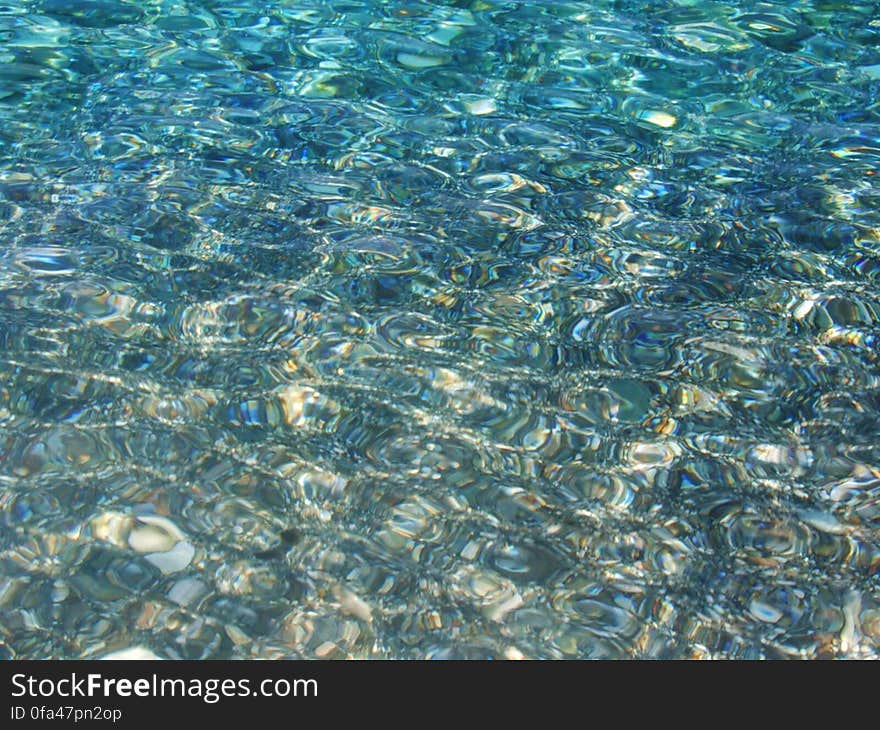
<box><xmin>1</xmin><ymin>0</ymin><xmax>879</xmax><ymax>660</ymax></box>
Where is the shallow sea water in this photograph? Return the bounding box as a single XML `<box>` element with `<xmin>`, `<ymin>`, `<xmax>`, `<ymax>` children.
<box><xmin>1</xmin><ymin>0</ymin><xmax>879</xmax><ymax>659</ymax></box>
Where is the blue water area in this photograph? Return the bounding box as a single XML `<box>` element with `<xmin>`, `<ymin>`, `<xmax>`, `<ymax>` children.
<box><xmin>0</xmin><ymin>0</ymin><xmax>879</xmax><ymax>659</ymax></box>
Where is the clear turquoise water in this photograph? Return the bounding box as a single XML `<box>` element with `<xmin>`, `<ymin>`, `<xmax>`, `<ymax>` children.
<box><xmin>1</xmin><ymin>0</ymin><xmax>879</xmax><ymax>659</ymax></box>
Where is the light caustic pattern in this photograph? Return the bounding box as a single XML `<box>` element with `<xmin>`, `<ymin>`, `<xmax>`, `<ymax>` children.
<box><xmin>0</xmin><ymin>0</ymin><xmax>879</xmax><ymax>659</ymax></box>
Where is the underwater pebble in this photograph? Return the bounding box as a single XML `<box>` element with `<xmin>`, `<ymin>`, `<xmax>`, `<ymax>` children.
<box><xmin>485</xmin><ymin>593</ymin><xmax>524</xmax><ymax>623</ymax></box>
<box><xmin>750</xmin><ymin>600</ymin><xmax>784</xmax><ymax>624</ymax></box>
<box><xmin>100</xmin><ymin>647</ymin><xmax>162</xmax><ymax>660</ymax></box>
<box><xmin>334</xmin><ymin>586</ymin><xmax>373</xmax><ymax>624</ymax></box>
<box><xmin>128</xmin><ymin>516</ymin><xmax>185</xmax><ymax>554</ymax></box>
<box><xmin>796</xmin><ymin>509</ymin><xmax>849</xmax><ymax>535</ymax></box>
<box><xmin>168</xmin><ymin>578</ymin><xmax>208</xmax><ymax>607</ymax></box>
<box><xmin>462</xmin><ymin>96</ymin><xmax>498</xmax><ymax>115</ymax></box>
<box><xmin>396</xmin><ymin>52</ymin><xmax>445</xmax><ymax>69</ymax></box>
<box><xmin>640</xmin><ymin>110</ymin><xmax>677</xmax><ymax>128</ymax></box>
<box><xmin>145</xmin><ymin>540</ymin><xmax>195</xmax><ymax>574</ymax></box>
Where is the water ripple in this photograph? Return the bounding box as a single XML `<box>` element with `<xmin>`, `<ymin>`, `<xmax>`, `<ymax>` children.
<box><xmin>0</xmin><ymin>0</ymin><xmax>878</xmax><ymax>660</ymax></box>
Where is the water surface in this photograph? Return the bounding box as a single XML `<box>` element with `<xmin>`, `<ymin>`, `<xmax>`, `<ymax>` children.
<box><xmin>1</xmin><ymin>0</ymin><xmax>879</xmax><ymax>659</ymax></box>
